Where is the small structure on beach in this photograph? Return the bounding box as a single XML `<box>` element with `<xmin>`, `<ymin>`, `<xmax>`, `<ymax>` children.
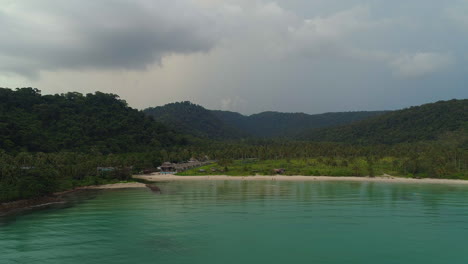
<box><xmin>160</xmin><ymin>162</ymin><xmax>176</xmax><ymax>173</ymax></box>
<box><xmin>273</xmin><ymin>168</ymin><xmax>286</xmax><ymax>174</ymax></box>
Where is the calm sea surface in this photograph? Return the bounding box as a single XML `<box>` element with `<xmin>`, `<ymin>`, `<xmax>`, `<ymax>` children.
<box><xmin>1</xmin><ymin>180</ymin><xmax>468</xmax><ymax>264</ymax></box>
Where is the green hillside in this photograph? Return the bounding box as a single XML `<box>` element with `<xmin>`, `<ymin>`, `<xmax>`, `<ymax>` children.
<box><xmin>0</xmin><ymin>88</ymin><xmax>187</xmax><ymax>153</ymax></box>
<box><xmin>144</xmin><ymin>101</ymin><xmax>247</xmax><ymax>139</ymax></box>
<box><xmin>213</xmin><ymin>110</ymin><xmax>388</xmax><ymax>138</ymax></box>
<box><xmin>303</xmin><ymin>99</ymin><xmax>468</xmax><ymax>145</ymax></box>
<box><xmin>145</xmin><ymin>101</ymin><xmax>387</xmax><ymax>139</ymax></box>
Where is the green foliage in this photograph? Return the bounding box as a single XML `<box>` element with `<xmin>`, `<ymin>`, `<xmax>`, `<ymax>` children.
<box><xmin>0</xmin><ymin>88</ymin><xmax>188</xmax><ymax>153</ymax></box>
<box><xmin>1</xmin><ymin>88</ymin><xmax>466</xmax><ymax>204</ymax></box>
<box><xmin>144</xmin><ymin>101</ymin><xmax>246</xmax><ymax>139</ymax></box>
<box><xmin>212</xmin><ymin>110</ymin><xmax>388</xmax><ymax>138</ymax></box>
<box><xmin>178</xmin><ymin>158</ymin><xmax>392</xmax><ymax>177</ymax></box>
<box><xmin>218</xmin><ymin>159</ymin><xmax>234</xmax><ymax>166</ymax></box>
<box><xmin>180</xmin><ymin>141</ymin><xmax>467</xmax><ymax>179</ymax></box>
<box><xmin>303</xmin><ymin>99</ymin><xmax>468</xmax><ymax>145</ymax></box>
<box><xmin>0</xmin><ymin>151</ymin><xmax>187</xmax><ymax>203</ymax></box>
<box><xmin>144</xmin><ymin>101</ymin><xmax>387</xmax><ymax>139</ymax></box>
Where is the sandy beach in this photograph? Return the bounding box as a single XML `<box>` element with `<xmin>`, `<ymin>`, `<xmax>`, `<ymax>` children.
<box><xmin>134</xmin><ymin>174</ymin><xmax>468</xmax><ymax>185</ymax></box>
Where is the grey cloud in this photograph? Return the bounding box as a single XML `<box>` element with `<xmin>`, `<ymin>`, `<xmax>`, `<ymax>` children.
<box><xmin>389</xmin><ymin>53</ymin><xmax>455</xmax><ymax>78</ymax></box>
<box><xmin>446</xmin><ymin>1</ymin><xmax>468</xmax><ymax>29</ymax></box>
<box><xmin>0</xmin><ymin>0</ymin><xmax>219</xmax><ymax>76</ymax></box>
<box><xmin>1</xmin><ymin>0</ymin><xmax>466</xmax><ymax>115</ymax></box>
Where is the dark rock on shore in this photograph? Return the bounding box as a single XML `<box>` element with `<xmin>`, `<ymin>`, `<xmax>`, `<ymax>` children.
<box><xmin>0</xmin><ymin>196</ymin><xmax>65</xmax><ymax>217</ymax></box>
<box><xmin>145</xmin><ymin>184</ymin><xmax>162</xmax><ymax>193</ymax></box>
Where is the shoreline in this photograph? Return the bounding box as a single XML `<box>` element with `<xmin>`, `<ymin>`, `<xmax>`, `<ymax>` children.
<box><xmin>3</xmin><ymin>176</ymin><xmax>467</xmax><ymax>216</ymax></box>
<box><xmin>81</xmin><ymin>182</ymin><xmax>146</xmax><ymax>189</ymax></box>
<box><xmin>135</xmin><ymin>174</ymin><xmax>468</xmax><ymax>185</ymax></box>
<box><xmin>0</xmin><ymin>182</ymin><xmax>146</xmax><ymax>217</ymax></box>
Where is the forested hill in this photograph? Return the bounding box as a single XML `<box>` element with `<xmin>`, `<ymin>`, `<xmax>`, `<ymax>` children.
<box><xmin>212</xmin><ymin>110</ymin><xmax>388</xmax><ymax>138</ymax></box>
<box><xmin>302</xmin><ymin>99</ymin><xmax>468</xmax><ymax>145</ymax></box>
<box><xmin>0</xmin><ymin>88</ymin><xmax>187</xmax><ymax>153</ymax></box>
<box><xmin>144</xmin><ymin>101</ymin><xmax>387</xmax><ymax>139</ymax></box>
<box><xmin>144</xmin><ymin>101</ymin><xmax>247</xmax><ymax>139</ymax></box>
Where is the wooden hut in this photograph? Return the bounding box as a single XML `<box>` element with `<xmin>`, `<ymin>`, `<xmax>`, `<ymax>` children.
<box><xmin>160</xmin><ymin>162</ymin><xmax>176</xmax><ymax>173</ymax></box>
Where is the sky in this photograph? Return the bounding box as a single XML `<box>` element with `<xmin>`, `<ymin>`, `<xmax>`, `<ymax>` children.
<box><xmin>0</xmin><ymin>0</ymin><xmax>467</xmax><ymax>114</ymax></box>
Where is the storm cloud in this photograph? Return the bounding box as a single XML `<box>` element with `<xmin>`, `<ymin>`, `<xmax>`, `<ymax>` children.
<box><xmin>0</xmin><ymin>0</ymin><xmax>467</xmax><ymax>114</ymax></box>
<box><xmin>0</xmin><ymin>0</ymin><xmax>219</xmax><ymax>76</ymax></box>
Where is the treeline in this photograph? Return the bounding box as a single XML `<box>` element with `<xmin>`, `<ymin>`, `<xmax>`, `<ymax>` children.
<box><xmin>212</xmin><ymin>110</ymin><xmax>388</xmax><ymax>138</ymax></box>
<box><xmin>188</xmin><ymin>141</ymin><xmax>467</xmax><ymax>179</ymax></box>
<box><xmin>1</xmin><ymin>88</ymin><xmax>467</xmax><ymax>203</ymax></box>
<box><xmin>144</xmin><ymin>101</ymin><xmax>387</xmax><ymax>139</ymax></box>
<box><xmin>302</xmin><ymin>99</ymin><xmax>468</xmax><ymax>145</ymax></box>
<box><xmin>0</xmin><ymin>149</ymin><xmax>198</xmax><ymax>203</ymax></box>
<box><xmin>2</xmin><ymin>141</ymin><xmax>466</xmax><ymax>202</ymax></box>
<box><xmin>144</xmin><ymin>101</ymin><xmax>246</xmax><ymax>139</ymax></box>
<box><xmin>0</xmin><ymin>88</ymin><xmax>192</xmax><ymax>203</ymax></box>
<box><xmin>0</xmin><ymin>88</ymin><xmax>188</xmax><ymax>153</ymax></box>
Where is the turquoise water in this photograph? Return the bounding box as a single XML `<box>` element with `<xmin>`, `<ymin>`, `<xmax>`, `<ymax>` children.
<box><xmin>1</xmin><ymin>181</ymin><xmax>468</xmax><ymax>264</ymax></box>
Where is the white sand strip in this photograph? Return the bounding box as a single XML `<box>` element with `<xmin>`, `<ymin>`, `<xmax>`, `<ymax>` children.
<box><xmin>134</xmin><ymin>174</ymin><xmax>468</xmax><ymax>185</ymax></box>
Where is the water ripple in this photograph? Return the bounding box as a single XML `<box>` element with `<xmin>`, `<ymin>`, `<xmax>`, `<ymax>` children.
<box><xmin>2</xmin><ymin>181</ymin><xmax>468</xmax><ymax>264</ymax></box>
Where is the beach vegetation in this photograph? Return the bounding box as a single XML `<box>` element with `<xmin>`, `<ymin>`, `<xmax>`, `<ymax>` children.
<box><xmin>0</xmin><ymin>88</ymin><xmax>466</xmax><ymax>204</ymax></box>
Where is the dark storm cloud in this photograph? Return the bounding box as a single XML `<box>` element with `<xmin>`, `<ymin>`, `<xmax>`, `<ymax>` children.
<box><xmin>1</xmin><ymin>0</ymin><xmax>466</xmax><ymax>114</ymax></box>
<box><xmin>0</xmin><ymin>0</ymin><xmax>218</xmax><ymax>76</ymax></box>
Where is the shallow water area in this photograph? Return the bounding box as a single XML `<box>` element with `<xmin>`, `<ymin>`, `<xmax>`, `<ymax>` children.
<box><xmin>1</xmin><ymin>181</ymin><xmax>468</xmax><ymax>264</ymax></box>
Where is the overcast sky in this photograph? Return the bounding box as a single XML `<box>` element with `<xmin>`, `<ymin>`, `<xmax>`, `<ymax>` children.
<box><xmin>0</xmin><ymin>0</ymin><xmax>467</xmax><ymax>114</ymax></box>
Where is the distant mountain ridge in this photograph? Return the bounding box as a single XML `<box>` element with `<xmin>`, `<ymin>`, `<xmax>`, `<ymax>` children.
<box><xmin>301</xmin><ymin>99</ymin><xmax>468</xmax><ymax>144</ymax></box>
<box><xmin>144</xmin><ymin>101</ymin><xmax>388</xmax><ymax>139</ymax></box>
<box><xmin>212</xmin><ymin>110</ymin><xmax>388</xmax><ymax>138</ymax></box>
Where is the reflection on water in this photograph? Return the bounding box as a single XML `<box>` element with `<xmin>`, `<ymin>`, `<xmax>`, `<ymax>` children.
<box><xmin>1</xmin><ymin>181</ymin><xmax>468</xmax><ymax>264</ymax></box>
<box><xmin>159</xmin><ymin>180</ymin><xmax>468</xmax><ymax>210</ymax></box>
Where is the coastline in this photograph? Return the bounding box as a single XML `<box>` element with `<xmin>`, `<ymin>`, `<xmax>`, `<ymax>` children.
<box><xmin>81</xmin><ymin>182</ymin><xmax>146</xmax><ymax>189</ymax></box>
<box><xmin>3</xmin><ymin>176</ymin><xmax>468</xmax><ymax>217</ymax></box>
<box><xmin>0</xmin><ymin>182</ymin><xmax>146</xmax><ymax>217</ymax></box>
<box><xmin>135</xmin><ymin>174</ymin><xmax>468</xmax><ymax>185</ymax></box>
